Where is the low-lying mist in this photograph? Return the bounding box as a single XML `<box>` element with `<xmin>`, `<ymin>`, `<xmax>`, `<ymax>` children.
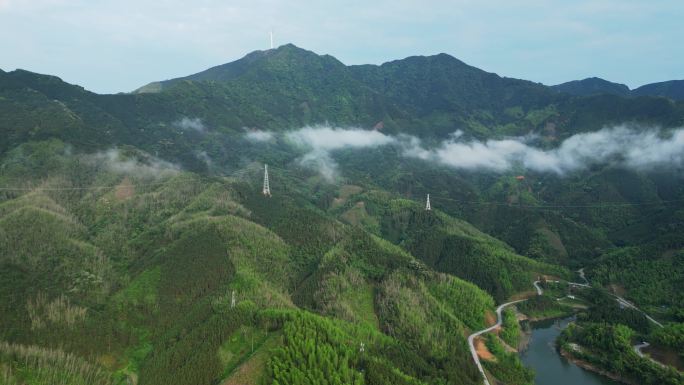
<box><xmin>87</xmin><ymin>149</ymin><xmax>180</xmax><ymax>177</ymax></box>
<box><xmin>286</xmin><ymin>126</ymin><xmax>395</xmax><ymax>181</ymax></box>
<box><xmin>244</xmin><ymin>125</ymin><xmax>684</xmax><ymax>180</ymax></box>
<box><xmin>407</xmin><ymin>127</ymin><xmax>684</xmax><ymax>174</ymax></box>
<box><xmin>173</xmin><ymin>117</ymin><xmax>206</xmax><ymax>133</ymax></box>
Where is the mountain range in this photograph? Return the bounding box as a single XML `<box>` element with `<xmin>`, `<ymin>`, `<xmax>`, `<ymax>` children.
<box><xmin>1</xmin><ymin>44</ymin><xmax>683</xmax><ymax>385</ymax></box>
<box><xmin>138</xmin><ymin>44</ymin><xmax>684</xmax><ymax>102</ymax></box>
<box><xmin>552</xmin><ymin>76</ymin><xmax>684</xmax><ymax>99</ymax></box>
<box><xmin>2</xmin><ymin>44</ymin><xmax>683</xmax><ymax>158</ymax></box>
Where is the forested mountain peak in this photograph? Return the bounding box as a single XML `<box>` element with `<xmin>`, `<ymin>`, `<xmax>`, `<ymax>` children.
<box><xmin>553</xmin><ymin>76</ymin><xmax>684</xmax><ymax>101</ymax></box>
<box><xmin>552</xmin><ymin>77</ymin><xmax>631</xmax><ymax>97</ymax></box>
<box><xmin>133</xmin><ymin>42</ymin><xmax>555</xmax><ymax>109</ymax></box>
<box><xmin>2</xmin><ymin>68</ymin><xmax>90</xmax><ymax>98</ymax></box>
<box><xmin>134</xmin><ymin>43</ymin><xmax>346</xmax><ymax>93</ymax></box>
<box><xmin>633</xmin><ymin>79</ymin><xmax>684</xmax><ymax>101</ymax></box>
<box><xmin>2</xmin><ymin>40</ymin><xmax>684</xmax><ymax>385</ymax></box>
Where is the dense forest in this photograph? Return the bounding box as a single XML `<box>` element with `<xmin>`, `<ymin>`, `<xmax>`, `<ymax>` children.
<box><xmin>1</xmin><ymin>44</ymin><xmax>684</xmax><ymax>384</ymax></box>
<box><xmin>0</xmin><ymin>140</ymin><xmax>536</xmax><ymax>385</ymax></box>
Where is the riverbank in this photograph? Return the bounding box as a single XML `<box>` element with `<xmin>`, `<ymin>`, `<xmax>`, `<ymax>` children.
<box><xmin>559</xmin><ymin>347</ymin><xmax>637</xmax><ymax>385</ymax></box>
<box><xmin>517</xmin><ymin>306</ymin><xmax>578</xmax><ymax>353</ymax></box>
<box><xmin>519</xmin><ymin>316</ymin><xmax>623</xmax><ymax>385</ymax></box>
<box><xmin>516</xmin><ymin>277</ymin><xmax>678</xmax><ymax>385</ymax></box>
<box><xmin>517</xmin><ymin>313</ymin><xmax>572</xmax><ymax>352</ymax></box>
<box><xmin>521</xmin><ymin>309</ymin><xmax>575</xmax><ymax>323</ymax></box>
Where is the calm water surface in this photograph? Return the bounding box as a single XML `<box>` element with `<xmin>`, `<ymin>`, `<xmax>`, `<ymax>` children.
<box><xmin>520</xmin><ymin>317</ymin><xmax>621</xmax><ymax>385</ymax></box>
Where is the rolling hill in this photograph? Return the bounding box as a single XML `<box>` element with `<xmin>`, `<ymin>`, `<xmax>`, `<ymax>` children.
<box><xmin>1</xmin><ymin>43</ymin><xmax>684</xmax><ymax>385</ymax></box>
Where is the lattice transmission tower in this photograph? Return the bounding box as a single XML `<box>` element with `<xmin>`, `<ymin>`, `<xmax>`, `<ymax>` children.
<box><xmin>263</xmin><ymin>164</ymin><xmax>271</xmax><ymax>197</ymax></box>
<box><xmin>425</xmin><ymin>194</ymin><xmax>431</xmax><ymax>211</ymax></box>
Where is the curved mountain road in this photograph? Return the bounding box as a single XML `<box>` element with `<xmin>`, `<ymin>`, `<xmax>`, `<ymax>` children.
<box><xmin>533</xmin><ymin>280</ymin><xmax>543</xmax><ymax>296</ymax></box>
<box><xmin>467</xmin><ymin>282</ymin><xmax>542</xmax><ymax>385</ymax></box>
<box><xmin>467</xmin><ymin>273</ymin><xmax>664</xmax><ymax>384</ymax></box>
<box><xmin>467</xmin><ymin>299</ymin><xmax>527</xmax><ymax>385</ymax></box>
<box><xmin>634</xmin><ymin>341</ymin><xmax>650</xmax><ymax>357</ymax></box>
<box><xmin>634</xmin><ymin>341</ymin><xmax>666</xmax><ymax>367</ymax></box>
<box><xmin>613</xmin><ymin>295</ymin><xmax>663</xmax><ymax>328</ymax></box>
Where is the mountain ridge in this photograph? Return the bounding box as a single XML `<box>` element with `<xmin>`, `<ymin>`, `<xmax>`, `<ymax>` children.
<box><xmin>2</xmin><ymin>45</ymin><xmax>684</xmax><ymax>161</ymax></box>
<box><xmin>552</xmin><ymin>77</ymin><xmax>631</xmax><ymax>97</ymax></box>
<box><xmin>553</xmin><ymin>76</ymin><xmax>684</xmax><ymax>100</ymax></box>
<box><xmin>131</xmin><ymin>43</ymin><xmax>684</xmax><ymax>103</ymax></box>
<box><xmin>2</xmin><ymin>43</ymin><xmax>684</xmax><ymax>385</ymax></box>
<box><xmin>4</xmin><ymin>44</ymin><xmax>683</xmax><ymax>103</ymax></box>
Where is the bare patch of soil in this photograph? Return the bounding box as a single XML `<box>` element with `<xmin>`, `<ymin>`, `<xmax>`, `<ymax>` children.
<box><xmin>475</xmin><ymin>337</ymin><xmax>496</xmax><ymax>362</ymax></box>
<box><xmin>115</xmin><ymin>177</ymin><xmax>135</xmax><ymax>200</ymax></box>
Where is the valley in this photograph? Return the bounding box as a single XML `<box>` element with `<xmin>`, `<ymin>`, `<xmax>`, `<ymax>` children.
<box><xmin>1</xmin><ymin>43</ymin><xmax>684</xmax><ymax>385</ymax></box>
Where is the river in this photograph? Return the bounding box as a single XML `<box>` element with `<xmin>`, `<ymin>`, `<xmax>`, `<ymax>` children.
<box><xmin>519</xmin><ymin>317</ymin><xmax>621</xmax><ymax>385</ymax></box>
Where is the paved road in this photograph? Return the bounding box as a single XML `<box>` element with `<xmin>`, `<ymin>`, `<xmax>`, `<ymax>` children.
<box><xmin>533</xmin><ymin>280</ymin><xmax>543</xmax><ymax>296</ymax></box>
<box><xmin>569</xmin><ymin>270</ymin><xmax>666</xmax><ymax>370</ymax></box>
<box><xmin>467</xmin><ymin>299</ymin><xmax>528</xmax><ymax>385</ymax></box>
<box><xmin>633</xmin><ymin>341</ymin><xmax>666</xmax><ymax>367</ymax></box>
<box><xmin>613</xmin><ymin>295</ymin><xmax>664</xmax><ymax>328</ymax></box>
<box><xmin>634</xmin><ymin>341</ymin><xmax>650</xmax><ymax>357</ymax></box>
<box><xmin>578</xmin><ymin>268</ymin><xmax>589</xmax><ymax>285</ymax></box>
<box><xmin>572</xmin><ymin>269</ymin><xmax>659</xmax><ymax>327</ymax></box>
<box><xmin>467</xmin><ymin>272</ymin><xmax>664</xmax><ymax>384</ymax></box>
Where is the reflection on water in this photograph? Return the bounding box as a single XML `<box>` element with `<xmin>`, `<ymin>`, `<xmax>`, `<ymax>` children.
<box><xmin>520</xmin><ymin>317</ymin><xmax>621</xmax><ymax>385</ymax></box>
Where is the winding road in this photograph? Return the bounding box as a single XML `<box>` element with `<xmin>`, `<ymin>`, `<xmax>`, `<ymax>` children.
<box><xmin>613</xmin><ymin>295</ymin><xmax>664</xmax><ymax>328</ymax></box>
<box><xmin>533</xmin><ymin>280</ymin><xmax>543</xmax><ymax>296</ymax></box>
<box><xmin>467</xmin><ymin>282</ymin><xmax>542</xmax><ymax>385</ymax></box>
<box><xmin>634</xmin><ymin>341</ymin><xmax>650</xmax><ymax>357</ymax></box>
<box><xmin>467</xmin><ymin>299</ymin><xmax>527</xmax><ymax>385</ymax></box>
<box><xmin>467</xmin><ymin>271</ymin><xmax>665</xmax><ymax>385</ymax></box>
<box><xmin>633</xmin><ymin>341</ymin><xmax>667</xmax><ymax>368</ymax></box>
<box><xmin>578</xmin><ymin>268</ymin><xmax>589</xmax><ymax>285</ymax></box>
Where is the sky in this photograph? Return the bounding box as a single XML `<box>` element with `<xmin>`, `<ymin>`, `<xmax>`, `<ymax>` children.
<box><xmin>1</xmin><ymin>0</ymin><xmax>682</xmax><ymax>94</ymax></box>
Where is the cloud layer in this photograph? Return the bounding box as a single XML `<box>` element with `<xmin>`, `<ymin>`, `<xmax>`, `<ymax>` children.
<box><xmin>174</xmin><ymin>117</ymin><xmax>206</xmax><ymax>133</ymax></box>
<box><xmin>407</xmin><ymin>126</ymin><xmax>684</xmax><ymax>174</ymax></box>
<box><xmin>286</xmin><ymin>126</ymin><xmax>396</xmax><ymax>180</ymax></box>
<box><xmin>252</xmin><ymin>125</ymin><xmax>684</xmax><ymax>179</ymax></box>
<box><xmin>88</xmin><ymin>149</ymin><xmax>180</xmax><ymax>177</ymax></box>
<box><xmin>244</xmin><ymin>129</ymin><xmax>274</xmax><ymax>142</ymax></box>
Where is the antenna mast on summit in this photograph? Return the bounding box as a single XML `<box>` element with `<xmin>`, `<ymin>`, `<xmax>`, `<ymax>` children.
<box><xmin>270</xmin><ymin>30</ymin><xmax>274</xmax><ymax>49</ymax></box>
<box><xmin>263</xmin><ymin>164</ymin><xmax>271</xmax><ymax>197</ymax></box>
<box><xmin>425</xmin><ymin>194</ymin><xmax>431</xmax><ymax>211</ymax></box>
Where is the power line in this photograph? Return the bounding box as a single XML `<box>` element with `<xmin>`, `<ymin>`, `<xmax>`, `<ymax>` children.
<box><xmin>263</xmin><ymin>165</ymin><xmax>684</xmax><ymax>209</ymax></box>
<box><xmin>429</xmin><ymin>194</ymin><xmax>684</xmax><ymax>209</ymax></box>
<box><xmin>0</xmin><ymin>165</ymin><xmax>257</xmax><ymax>192</ymax></box>
<box><xmin>257</xmin><ymin>165</ymin><xmax>684</xmax><ymax>210</ymax></box>
<box><xmin>0</xmin><ymin>163</ymin><xmax>682</xmax><ymax>210</ymax></box>
<box><xmin>0</xmin><ymin>175</ymin><xmax>199</xmax><ymax>192</ymax></box>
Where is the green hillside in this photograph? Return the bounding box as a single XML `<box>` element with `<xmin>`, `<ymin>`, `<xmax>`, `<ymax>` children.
<box><xmin>2</xmin><ymin>44</ymin><xmax>684</xmax><ymax>384</ymax></box>
<box><xmin>0</xmin><ymin>140</ymin><xmax>546</xmax><ymax>385</ymax></box>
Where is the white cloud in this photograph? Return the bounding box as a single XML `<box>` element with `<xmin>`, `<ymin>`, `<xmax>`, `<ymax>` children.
<box><xmin>244</xmin><ymin>129</ymin><xmax>274</xmax><ymax>142</ymax></box>
<box><xmin>404</xmin><ymin>126</ymin><xmax>684</xmax><ymax>174</ymax></box>
<box><xmin>242</xmin><ymin>125</ymin><xmax>684</xmax><ymax>179</ymax></box>
<box><xmin>196</xmin><ymin>150</ymin><xmax>213</xmax><ymax>169</ymax></box>
<box><xmin>298</xmin><ymin>149</ymin><xmax>338</xmax><ymax>182</ymax></box>
<box><xmin>286</xmin><ymin>125</ymin><xmax>396</xmax><ymax>180</ymax></box>
<box><xmin>287</xmin><ymin>126</ymin><xmax>395</xmax><ymax>150</ymax></box>
<box><xmin>87</xmin><ymin>149</ymin><xmax>180</xmax><ymax>177</ymax></box>
<box><xmin>174</xmin><ymin>117</ymin><xmax>205</xmax><ymax>133</ymax></box>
